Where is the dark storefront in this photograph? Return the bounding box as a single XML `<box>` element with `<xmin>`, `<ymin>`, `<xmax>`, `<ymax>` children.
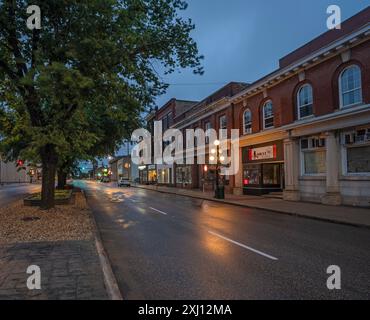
<box><xmin>242</xmin><ymin>141</ymin><xmax>285</xmax><ymax>195</ymax></box>
<box><xmin>139</xmin><ymin>164</ymin><xmax>157</xmax><ymax>184</ymax></box>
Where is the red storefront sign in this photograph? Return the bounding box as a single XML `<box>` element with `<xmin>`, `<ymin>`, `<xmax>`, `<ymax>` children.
<box><xmin>248</xmin><ymin>145</ymin><xmax>277</xmax><ymax>161</ymax></box>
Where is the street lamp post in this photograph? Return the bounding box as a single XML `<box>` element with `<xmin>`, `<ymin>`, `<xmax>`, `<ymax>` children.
<box><xmin>210</xmin><ymin>140</ymin><xmax>225</xmax><ymax>199</ymax></box>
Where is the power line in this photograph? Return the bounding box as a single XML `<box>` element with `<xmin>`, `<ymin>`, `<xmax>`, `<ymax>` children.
<box><xmin>165</xmin><ymin>81</ymin><xmax>252</xmax><ymax>87</ymax></box>
<box><xmin>165</xmin><ymin>82</ymin><xmax>228</xmax><ymax>87</ymax></box>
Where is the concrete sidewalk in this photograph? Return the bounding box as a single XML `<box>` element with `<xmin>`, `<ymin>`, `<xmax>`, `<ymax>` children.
<box><xmin>133</xmin><ymin>184</ymin><xmax>370</xmax><ymax>229</ymax></box>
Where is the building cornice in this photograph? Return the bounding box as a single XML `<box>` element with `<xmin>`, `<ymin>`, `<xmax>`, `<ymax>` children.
<box><xmin>173</xmin><ymin>97</ymin><xmax>231</xmax><ymax>130</ymax></box>
<box><xmin>232</xmin><ymin>24</ymin><xmax>370</xmax><ymax>104</ymax></box>
<box><xmin>238</xmin><ymin>103</ymin><xmax>370</xmax><ymax>144</ymax></box>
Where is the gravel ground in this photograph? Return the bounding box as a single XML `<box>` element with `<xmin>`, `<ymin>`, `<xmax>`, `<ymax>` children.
<box><xmin>0</xmin><ymin>191</ymin><xmax>95</xmax><ymax>244</ymax></box>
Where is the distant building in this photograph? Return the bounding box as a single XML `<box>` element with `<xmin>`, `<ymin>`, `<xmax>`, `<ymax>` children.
<box><xmin>0</xmin><ymin>159</ymin><xmax>34</xmax><ymax>184</ymax></box>
<box><xmin>109</xmin><ymin>156</ymin><xmax>138</xmax><ymax>182</ymax></box>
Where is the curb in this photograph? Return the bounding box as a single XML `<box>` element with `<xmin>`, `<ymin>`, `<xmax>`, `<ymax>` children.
<box><xmin>132</xmin><ymin>185</ymin><xmax>370</xmax><ymax>230</ymax></box>
<box><xmin>81</xmin><ymin>189</ymin><xmax>123</xmax><ymax>300</ymax></box>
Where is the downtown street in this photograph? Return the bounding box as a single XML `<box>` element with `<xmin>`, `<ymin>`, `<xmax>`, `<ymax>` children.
<box><xmin>0</xmin><ymin>184</ymin><xmax>40</xmax><ymax>207</ymax></box>
<box><xmin>71</xmin><ymin>180</ymin><xmax>370</xmax><ymax>300</ymax></box>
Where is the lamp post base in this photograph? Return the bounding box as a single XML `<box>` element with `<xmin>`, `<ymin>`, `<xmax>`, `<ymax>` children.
<box><xmin>214</xmin><ymin>186</ymin><xmax>225</xmax><ymax>199</ymax></box>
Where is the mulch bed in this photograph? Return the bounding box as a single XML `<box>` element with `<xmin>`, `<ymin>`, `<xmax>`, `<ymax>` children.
<box><xmin>0</xmin><ymin>191</ymin><xmax>95</xmax><ymax>244</ymax></box>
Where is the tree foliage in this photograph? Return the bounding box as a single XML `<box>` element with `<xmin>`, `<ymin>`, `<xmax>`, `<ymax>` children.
<box><xmin>0</xmin><ymin>0</ymin><xmax>203</xmax><ymax>208</ymax></box>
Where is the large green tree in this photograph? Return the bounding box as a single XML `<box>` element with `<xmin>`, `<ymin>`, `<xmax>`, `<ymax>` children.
<box><xmin>0</xmin><ymin>0</ymin><xmax>203</xmax><ymax>208</ymax></box>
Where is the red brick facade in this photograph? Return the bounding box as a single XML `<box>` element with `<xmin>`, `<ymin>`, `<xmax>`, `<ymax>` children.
<box><xmin>145</xmin><ymin>7</ymin><xmax>370</xmax><ymax>202</ymax></box>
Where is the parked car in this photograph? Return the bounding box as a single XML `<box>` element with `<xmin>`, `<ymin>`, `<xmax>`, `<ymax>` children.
<box><xmin>118</xmin><ymin>178</ymin><xmax>131</xmax><ymax>187</ymax></box>
<box><xmin>100</xmin><ymin>177</ymin><xmax>110</xmax><ymax>183</ymax></box>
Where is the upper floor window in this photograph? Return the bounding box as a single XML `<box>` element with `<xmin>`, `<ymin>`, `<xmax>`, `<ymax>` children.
<box><xmin>167</xmin><ymin>112</ymin><xmax>173</xmax><ymax>127</ymax></box>
<box><xmin>243</xmin><ymin>109</ymin><xmax>252</xmax><ymax>135</ymax></box>
<box><xmin>339</xmin><ymin>65</ymin><xmax>362</xmax><ymax>108</ymax></box>
<box><xmin>161</xmin><ymin>112</ymin><xmax>173</xmax><ymax>131</ymax></box>
<box><xmin>262</xmin><ymin>101</ymin><xmax>274</xmax><ymax>129</ymax></box>
<box><xmin>219</xmin><ymin>115</ymin><xmax>227</xmax><ymax>130</ymax></box>
<box><xmin>297</xmin><ymin>84</ymin><xmax>313</xmax><ymax>119</ymax></box>
<box><xmin>205</xmin><ymin>122</ymin><xmax>212</xmax><ymax>144</ymax></box>
<box><xmin>162</xmin><ymin>116</ymin><xmax>168</xmax><ymax>131</ymax></box>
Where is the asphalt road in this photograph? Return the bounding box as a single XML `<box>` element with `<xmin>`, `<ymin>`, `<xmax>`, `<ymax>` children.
<box><xmin>0</xmin><ymin>183</ymin><xmax>40</xmax><ymax>207</ymax></box>
<box><xmin>76</xmin><ymin>180</ymin><xmax>370</xmax><ymax>300</ymax></box>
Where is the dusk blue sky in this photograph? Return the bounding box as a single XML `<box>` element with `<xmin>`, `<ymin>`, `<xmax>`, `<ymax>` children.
<box><xmin>155</xmin><ymin>0</ymin><xmax>369</xmax><ymax>107</ymax></box>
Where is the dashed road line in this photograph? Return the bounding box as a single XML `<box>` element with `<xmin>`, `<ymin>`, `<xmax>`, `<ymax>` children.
<box><xmin>149</xmin><ymin>207</ymin><xmax>168</xmax><ymax>216</ymax></box>
<box><xmin>208</xmin><ymin>231</ymin><xmax>278</xmax><ymax>261</ymax></box>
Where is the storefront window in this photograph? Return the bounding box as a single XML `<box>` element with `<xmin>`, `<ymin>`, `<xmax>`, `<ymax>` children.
<box><xmin>140</xmin><ymin>170</ymin><xmax>148</xmax><ymax>183</ymax></box>
<box><xmin>347</xmin><ymin>146</ymin><xmax>370</xmax><ymax>173</ymax></box>
<box><xmin>303</xmin><ymin>150</ymin><xmax>326</xmax><ymax>174</ymax></box>
<box><xmin>263</xmin><ymin>164</ymin><xmax>280</xmax><ymax>185</ymax></box>
<box><xmin>148</xmin><ymin>170</ymin><xmax>157</xmax><ymax>183</ymax></box>
<box><xmin>301</xmin><ymin>136</ymin><xmax>326</xmax><ymax>175</ymax></box>
<box><xmin>158</xmin><ymin>168</ymin><xmax>171</xmax><ymax>184</ymax></box>
<box><xmin>176</xmin><ymin>166</ymin><xmax>192</xmax><ymax>184</ymax></box>
<box><xmin>243</xmin><ymin>165</ymin><xmax>260</xmax><ymax>185</ymax></box>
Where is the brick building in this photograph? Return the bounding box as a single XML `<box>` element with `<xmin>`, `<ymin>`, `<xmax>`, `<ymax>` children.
<box><xmin>0</xmin><ymin>159</ymin><xmax>34</xmax><ymax>184</ymax></box>
<box><xmin>139</xmin><ymin>99</ymin><xmax>198</xmax><ymax>185</ymax></box>
<box><xmin>173</xmin><ymin>82</ymin><xmax>248</xmax><ymax>192</ymax></box>
<box><xmin>142</xmin><ymin>7</ymin><xmax>370</xmax><ymax>207</ymax></box>
<box><xmin>231</xmin><ymin>7</ymin><xmax>370</xmax><ymax>206</ymax></box>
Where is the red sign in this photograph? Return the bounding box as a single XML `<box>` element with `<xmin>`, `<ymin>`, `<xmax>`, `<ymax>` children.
<box><xmin>249</xmin><ymin>145</ymin><xmax>277</xmax><ymax>161</ymax></box>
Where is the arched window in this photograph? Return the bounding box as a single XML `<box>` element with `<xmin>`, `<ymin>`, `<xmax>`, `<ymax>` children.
<box><xmin>243</xmin><ymin>109</ymin><xmax>252</xmax><ymax>134</ymax></box>
<box><xmin>263</xmin><ymin>101</ymin><xmax>274</xmax><ymax>129</ymax></box>
<box><xmin>339</xmin><ymin>65</ymin><xmax>362</xmax><ymax>108</ymax></box>
<box><xmin>297</xmin><ymin>84</ymin><xmax>313</xmax><ymax>119</ymax></box>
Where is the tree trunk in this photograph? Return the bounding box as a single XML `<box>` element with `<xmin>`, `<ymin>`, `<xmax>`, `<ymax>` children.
<box><xmin>57</xmin><ymin>170</ymin><xmax>67</xmax><ymax>190</ymax></box>
<box><xmin>40</xmin><ymin>144</ymin><xmax>58</xmax><ymax>210</ymax></box>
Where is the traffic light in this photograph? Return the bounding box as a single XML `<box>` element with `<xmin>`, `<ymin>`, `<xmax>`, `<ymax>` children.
<box><xmin>17</xmin><ymin>160</ymin><xmax>24</xmax><ymax>167</ymax></box>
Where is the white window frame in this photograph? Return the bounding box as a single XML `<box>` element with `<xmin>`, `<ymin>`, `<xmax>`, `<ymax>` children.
<box><xmin>262</xmin><ymin>101</ymin><xmax>274</xmax><ymax>130</ymax></box>
<box><xmin>339</xmin><ymin>65</ymin><xmax>363</xmax><ymax>109</ymax></box>
<box><xmin>297</xmin><ymin>84</ymin><xmax>314</xmax><ymax>120</ymax></box>
<box><xmin>341</xmin><ymin>129</ymin><xmax>370</xmax><ymax>177</ymax></box>
<box><xmin>300</xmin><ymin>136</ymin><xmax>327</xmax><ymax>176</ymax></box>
<box><xmin>219</xmin><ymin>115</ymin><xmax>227</xmax><ymax>130</ymax></box>
<box><xmin>243</xmin><ymin>109</ymin><xmax>252</xmax><ymax>135</ymax></box>
<box><xmin>205</xmin><ymin>121</ymin><xmax>212</xmax><ymax>144</ymax></box>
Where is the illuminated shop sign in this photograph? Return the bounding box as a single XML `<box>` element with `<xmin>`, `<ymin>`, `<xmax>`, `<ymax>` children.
<box><xmin>249</xmin><ymin>145</ymin><xmax>277</xmax><ymax>161</ymax></box>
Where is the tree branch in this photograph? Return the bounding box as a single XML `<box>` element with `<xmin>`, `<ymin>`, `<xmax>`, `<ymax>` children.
<box><xmin>6</xmin><ymin>0</ymin><xmax>28</xmax><ymax>78</ymax></box>
<box><xmin>0</xmin><ymin>59</ymin><xmax>18</xmax><ymax>80</ymax></box>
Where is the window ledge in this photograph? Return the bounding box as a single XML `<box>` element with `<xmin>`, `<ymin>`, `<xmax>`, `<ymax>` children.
<box><xmin>297</xmin><ymin>115</ymin><xmax>315</xmax><ymax>122</ymax></box>
<box><xmin>299</xmin><ymin>175</ymin><xmax>326</xmax><ymax>181</ymax></box>
<box><xmin>340</xmin><ymin>175</ymin><xmax>370</xmax><ymax>181</ymax></box>
<box><xmin>339</xmin><ymin>102</ymin><xmax>363</xmax><ymax>110</ymax></box>
<box><xmin>262</xmin><ymin>127</ymin><xmax>275</xmax><ymax>131</ymax></box>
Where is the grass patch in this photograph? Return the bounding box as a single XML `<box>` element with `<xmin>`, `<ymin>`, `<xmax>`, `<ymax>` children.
<box><xmin>27</xmin><ymin>190</ymin><xmax>72</xmax><ymax>201</ymax></box>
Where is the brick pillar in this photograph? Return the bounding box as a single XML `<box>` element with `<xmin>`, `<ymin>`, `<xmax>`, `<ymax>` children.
<box><xmin>233</xmin><ymin>147</ymin><xmax>243</xmax><ymax>195</ymax></box>
<box><xmin>283</xmin><ymin>138</ymin><xmax>301</xmax><ymax>201</ymax></box>
<box><xmin>322</xmin><ymin>131</ymin><xmax>342</xmax><ymax>206</ymax></box>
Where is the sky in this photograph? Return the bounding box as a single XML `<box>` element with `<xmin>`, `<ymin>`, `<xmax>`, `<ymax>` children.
<box><xmin>155</xmin><ymin>0</ymin><xmax>369</xmax><ymax>107</ymax></box>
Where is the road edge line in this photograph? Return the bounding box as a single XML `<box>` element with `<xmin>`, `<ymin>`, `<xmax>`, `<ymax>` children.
<box><xmin>82</xmin><ymin>189</ymin><xmax>123</xmax><ymax>300</ymax></box>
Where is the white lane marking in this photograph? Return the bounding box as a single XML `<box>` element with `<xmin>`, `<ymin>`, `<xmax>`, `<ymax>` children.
<box><xmin>208</xmin><ymin>231</ymin><xmax>278</xmax><ymax>261</ymax></box>
<box><xmin>149</xmin><ymin>207</ymin><xmax>168</xmax><ymax>216</ymax></box>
